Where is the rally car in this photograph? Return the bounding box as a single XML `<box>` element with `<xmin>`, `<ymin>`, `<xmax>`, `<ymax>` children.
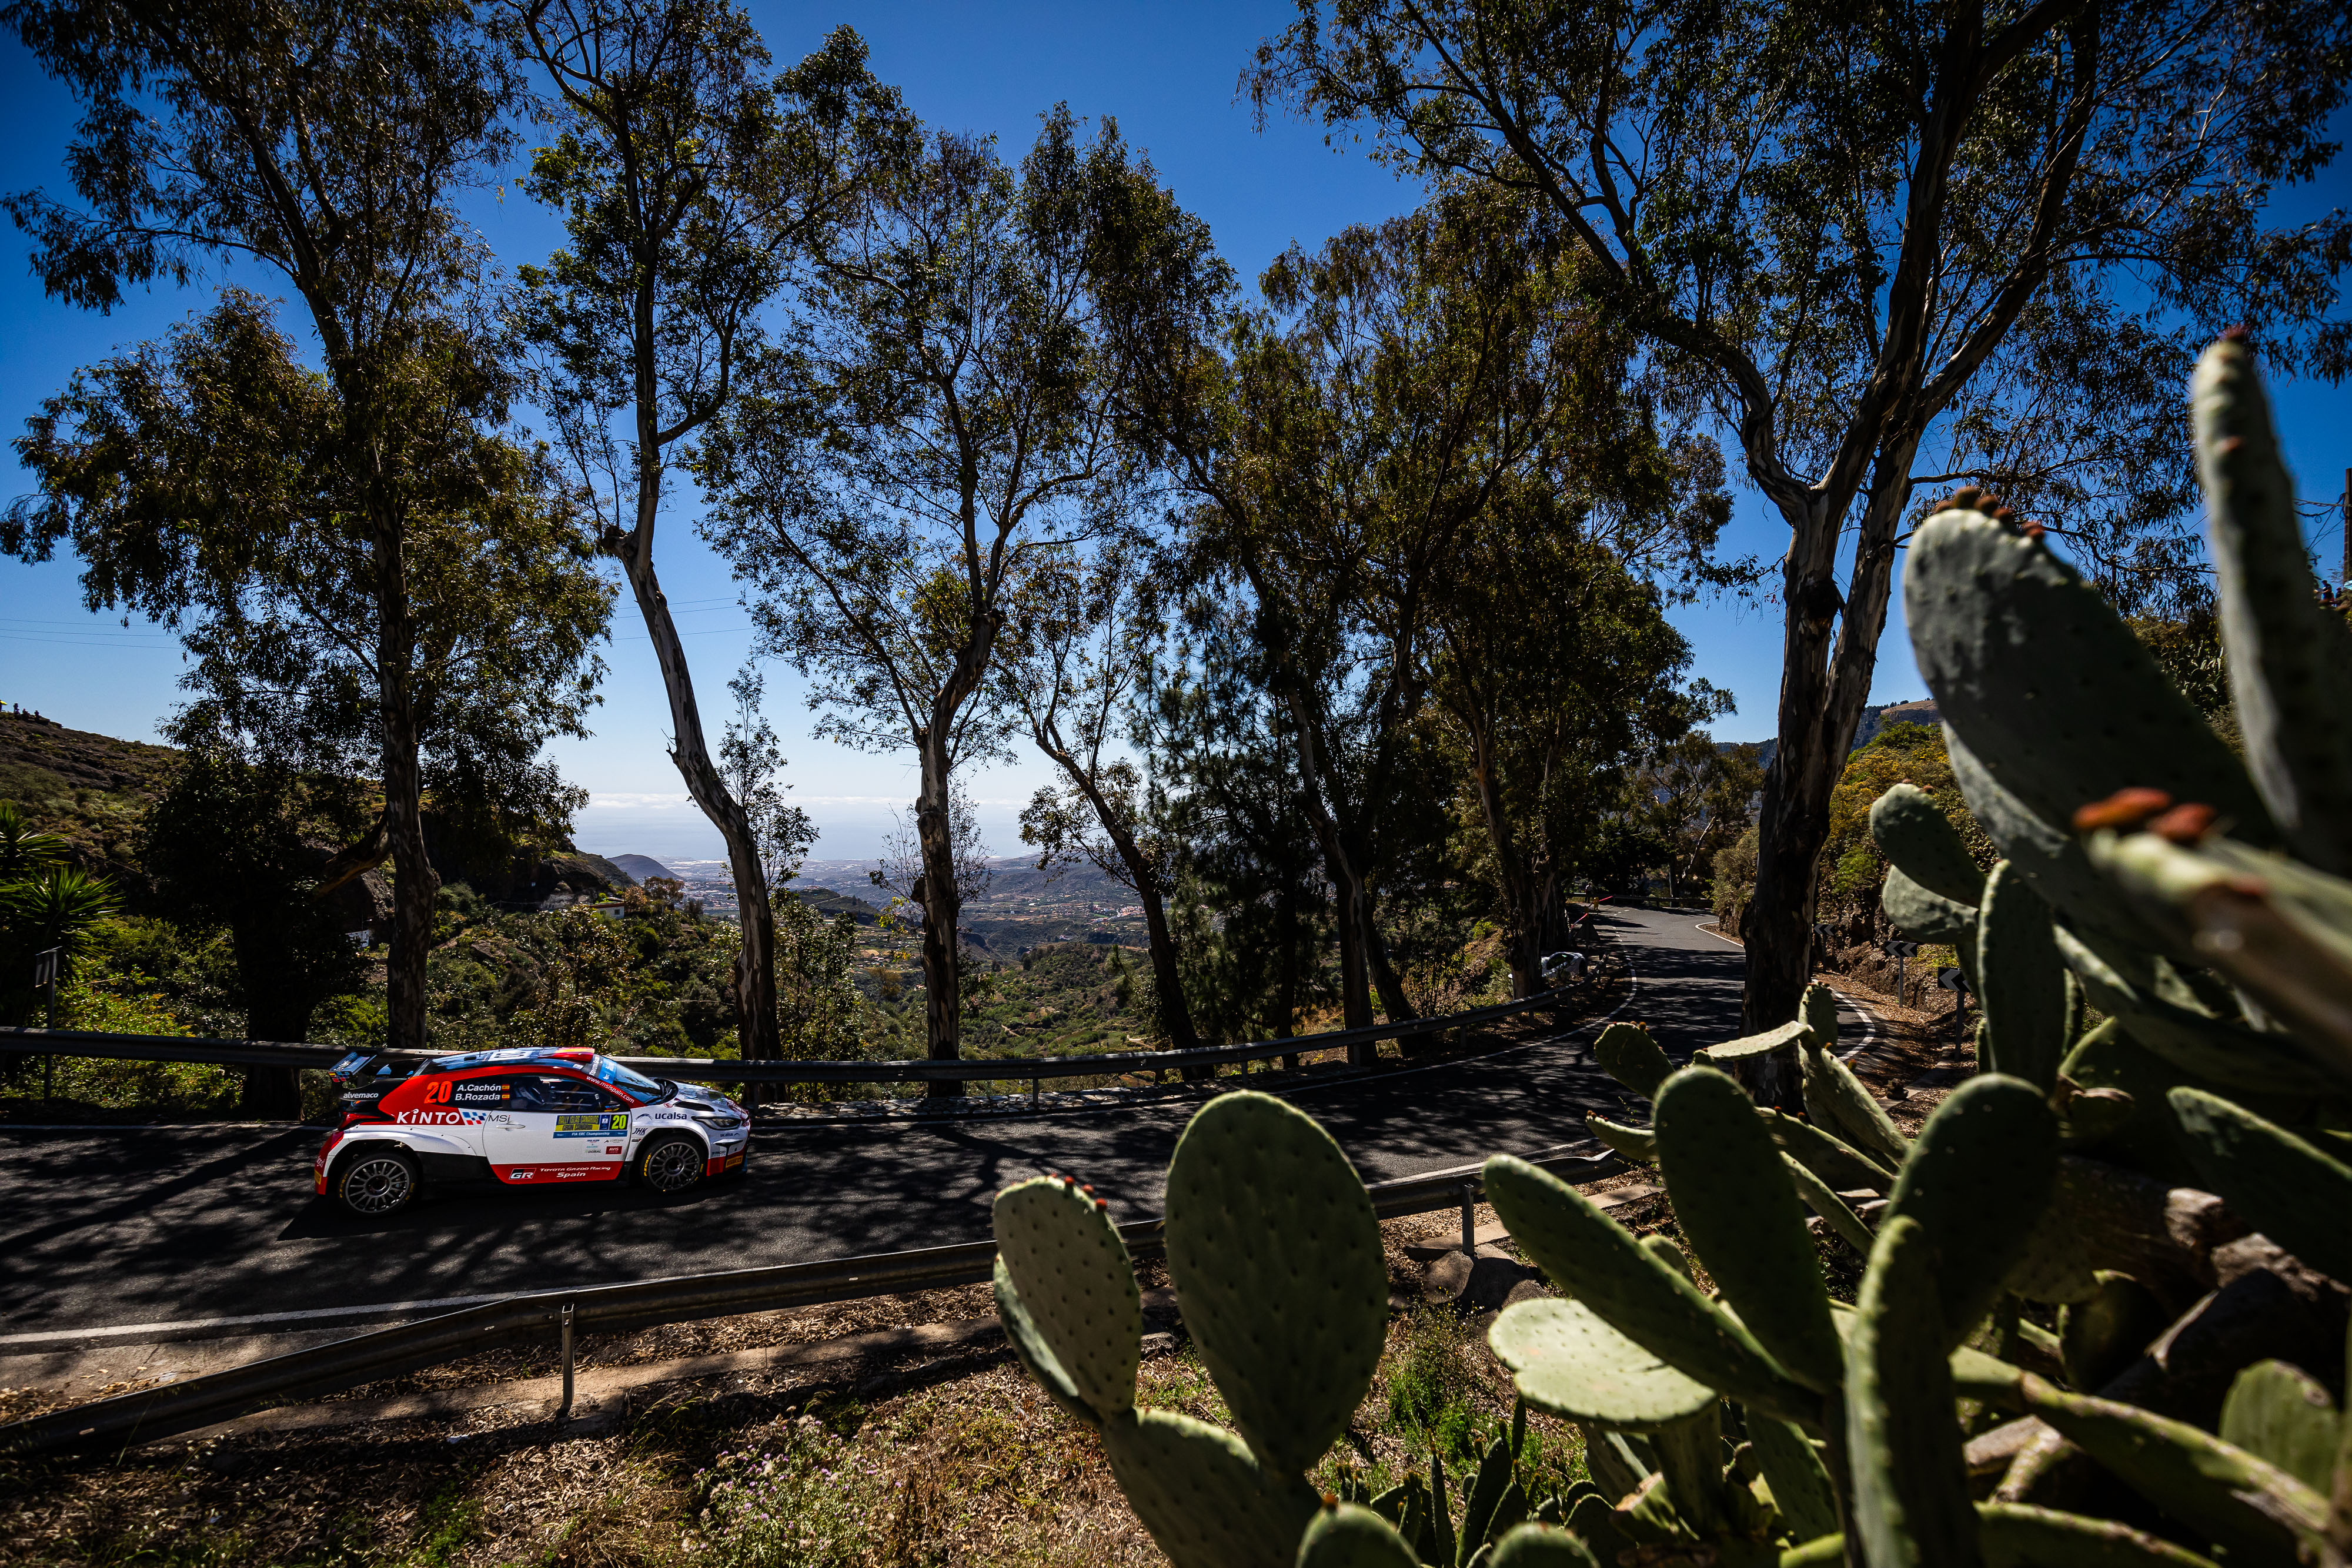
<box><xmin>315</xmin><ymin>1047</ymin><xmax>750</xmax><ymax>1217</ymax></box>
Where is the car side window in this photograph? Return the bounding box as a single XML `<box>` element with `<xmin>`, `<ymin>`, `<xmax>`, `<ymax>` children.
<box><xmin>511</xmin><ymin>1074</ymin><xmax>617</xmax><ymax>1113</ymax></box>
<box><xmin>447</xmin><ymin>1074</ymin><xmax>517</xmax><ymax>1109</ymax></box>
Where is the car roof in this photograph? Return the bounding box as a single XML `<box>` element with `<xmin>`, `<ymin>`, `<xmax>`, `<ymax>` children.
<box><xmin>421</xmin><ymin>1047</ymin><xmax>599</xmax><ymax>1074</ymax></box>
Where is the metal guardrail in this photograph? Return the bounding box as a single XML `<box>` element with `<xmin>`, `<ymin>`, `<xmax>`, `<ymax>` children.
<box><xmin>0</xmin><ymin>1144</ymin><xmax>1624</xmax><ymax>1456</ymax></box>
<box><xmin>0</xmin><ymin>980</ymin><xmax>1581</xmax><ymax>1086</ymax></box>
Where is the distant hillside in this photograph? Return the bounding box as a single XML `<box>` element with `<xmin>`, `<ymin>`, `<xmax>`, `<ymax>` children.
<box><xmin>607</xmin><ymin>853</ymin><xmax>672</xmax><ymax>884</ymax></box>
<box><xmin>0</xmin><ymin>711</ymin><xmax>627</xmax><ymax>917</ymax></box>
<box><xmin>1750</xmin><ymin>699</ymin><xmax>1941</xmax><ymax>774</ymax></box>
<box><xmin>787</xmin><ymin>884</ymin><xmax>884</xmax><ymax>925</ymax></box>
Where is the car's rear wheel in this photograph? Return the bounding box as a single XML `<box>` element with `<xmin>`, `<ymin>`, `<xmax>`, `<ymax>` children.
<box><xmin>335</xmin><ymin>1146</ymin><xmax>420</xmax><ymax>1217</ymax></box>
<box><xmin>634</xmin><ymin>1132</ymin><xmax>706</xmax><ymax>1193</ymax></box>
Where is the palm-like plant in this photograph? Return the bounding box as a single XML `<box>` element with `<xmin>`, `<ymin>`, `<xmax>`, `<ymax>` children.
<box><xmin>0</xmin><ymin>801</ymin><xmax>67</xmax><ymax>880</ymax></box>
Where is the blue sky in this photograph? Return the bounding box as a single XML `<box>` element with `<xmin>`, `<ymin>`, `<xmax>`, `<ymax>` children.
<box><xmin>1</xmin><ymin>2</ymin><xmax>2346</xmax><ymax>866</ymax></box>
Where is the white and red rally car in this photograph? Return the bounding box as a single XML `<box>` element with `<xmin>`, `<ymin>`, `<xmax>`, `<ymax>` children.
<box><xmin>315</xmin><ymin>1047</ymin><xmax>750</xmax><ymax>1216</ymax></box>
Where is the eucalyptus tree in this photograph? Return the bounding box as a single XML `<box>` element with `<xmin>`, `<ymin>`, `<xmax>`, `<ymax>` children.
<box><xmin>1431</xmin><ymin>494</ymin><xmax>1717</xmax><ymax>995</ymax></box>
<box><xmin>1009</xmin><ymin>543</ymin><xmax>1198</xmax><ymax>1049</ymax></box>
<box><xmin>0</xmin><ymin>0</ymin><xmax>596</xmax><ymax>1050</ymax></box>
<box><xmin>7</xmin><ymin>293</ymin><xmax>612</xmax><ymax>1013</ymax></box>
<box><xmin>1109</xmin><ymin>190</ymin><xmax>1660</xmax><ymax>1034</ymax></box>
<box><xmin>1254</xmin><ymin>0</ymin><xmax>2352</xmax><ymax>1027</ymax></box>
<box><xmin>507</xmin><ymin>1</ymin><xmax>909</xmax><ymax>1062</ymax></box>
<box><xmin>699</xmin><ymin>110</ymin><xmax>1212</xmax><ymax>1082</ymax></box>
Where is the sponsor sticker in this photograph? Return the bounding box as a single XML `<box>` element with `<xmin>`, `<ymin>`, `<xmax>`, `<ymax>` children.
<box><xmin>451</xmin><ymin>1079</ymin><xmax>512</xmax><ymax>1105</ymax></box>
<box><xmin>493</xmin><ymin>1161</ymin><xmax>622</xmax><ymax>1184</ymax></box>
<box><xmin>554</xmin><ymin>1111</ymin><xmax>630</xmax><ymax>1139</ymax></box>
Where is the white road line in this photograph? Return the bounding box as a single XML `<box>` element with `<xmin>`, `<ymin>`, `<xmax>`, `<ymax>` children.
<box><xmin>1688</xmin><ymin>919</ymin><xmax>1883</xmax><ymax>1061</ymax></box>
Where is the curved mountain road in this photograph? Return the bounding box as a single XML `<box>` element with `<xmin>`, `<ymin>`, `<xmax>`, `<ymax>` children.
<box><xmin>0</xmin><ymin>908</ymin><xmax>1856</xmax><ymax>1342</ymax></box>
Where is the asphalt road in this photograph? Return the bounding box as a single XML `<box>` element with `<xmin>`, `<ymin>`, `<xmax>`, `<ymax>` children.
<box><xmin>0</xmin><ymin>908</ymin><xmax>1835</xmax><ymax>1339</ymax></box>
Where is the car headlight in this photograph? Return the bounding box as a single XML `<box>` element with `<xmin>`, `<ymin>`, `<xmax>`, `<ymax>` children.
<box><xmin>693</xmin><ymin>1112</ymin><xmax>746</xmax><ymax>1131</ymax></box>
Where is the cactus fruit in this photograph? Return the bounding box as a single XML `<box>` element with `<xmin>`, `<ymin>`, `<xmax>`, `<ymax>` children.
<box><xmin>1163</xmin><ymin>1090</ymin><xmax>1388</xmax><ymax>1479</ymax></box>
<box><xmin>1653</xmin><ymin>1066</ymin><xmax>1844</xmax><ymax>1390</ymax></box>
<box><xmin>1594</xmin><ymin>1021</ymin><xmax>1674</xmax><ymax>1099</ymax></box>
<box><xmin>1845</xmin><ymin>1215</ymin><xmax>1982</xmax><ymax>1568</ymax></box>
<box><xmin>2167</xmin><ymin>1087</ymin><xmax>2352</xmax><ymax>1282</ymax></box>
<box><xmin>1977</xmin><ymin>861</ymin><xmax>2066</xmax><ymax>1089</ymax></box>
<box><xmin>1870</xmin><ymin>782</ymin><xmax>1986</xmax><ymax>905</ymax></box>
<box><xmin>2192</xmin><ymin>334</ymin><xmax>2352</xmax><ymax>878</ymax></box>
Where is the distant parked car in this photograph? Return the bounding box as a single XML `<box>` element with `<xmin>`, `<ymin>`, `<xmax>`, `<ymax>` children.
<box><xmin>1539</xmin><ymin>951</ymin><xmax>1588</xmax><ymax>987</ymax></box>
<box><xmin>315</xmin><ymin>1047</ymin><xmax>750</xmax><ymax>1217</ymax></box>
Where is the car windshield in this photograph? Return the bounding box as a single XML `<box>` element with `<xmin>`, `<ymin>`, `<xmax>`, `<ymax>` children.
<box><xmin>593</xmin><ymin>1055</ymin><xmax>674</xmax><ymax>1102</ymax></box>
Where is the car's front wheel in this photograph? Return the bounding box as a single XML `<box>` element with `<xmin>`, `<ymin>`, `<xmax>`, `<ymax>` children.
<box><xmin>633</xmin><ymin>1132</ymin><xmax>706</xmax><ymax>1193</ymax></box>
<box><xmin>335</xmin><ymin>1146</ymin><xmax>420</xmax><ymax>1217</ymax></box>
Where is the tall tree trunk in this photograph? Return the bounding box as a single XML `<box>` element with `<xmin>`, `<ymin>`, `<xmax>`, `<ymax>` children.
<box><xmin>1358</xmin><ymin>882</ymin><xmax>1413</xmax><ymax>1022</ymax></box>
<box><xmin>368</xmin><ymin>481</ymin><xmax>439</xmax><ymax>1059</ymax></box>
<box><xmin>913</xmin><ymin>724</ymin><xmax>963</xmax><ymax>1098</ymax></box>
<box><xmin>617</xmin><ymin>533</ymin><xmax>780</xmax><ymax>1072</ymax></box>
<box><xmin>1035</xmin><ymin>731</ymin><xmax>1200</xmax><ymax>1051</ymax></box>
<box><xmin>1745</xmin><ymin>437</ymin><xmax>1919</xmax><ymax>1036</ymax></box>
<box><xmin>1275</xmin><ymin>880</ymin><xmax>1299</xmax><ymax>1069</ymax></box>
<box><xmin>1464</xmin><ymin>715</ymin><xmax>1541</xmax><ymax>999</ymax></box>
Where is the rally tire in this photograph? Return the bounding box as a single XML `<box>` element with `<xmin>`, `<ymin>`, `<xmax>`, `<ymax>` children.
<box><xmin>634</xmin><ymin>1132</ymin><xmax>706</xmax><ymax>1194</ymax></box>
<box><xmin>335</xmin><ymin>1145</ymin><xmax>420</xmax><ymax>1218</ymax></box>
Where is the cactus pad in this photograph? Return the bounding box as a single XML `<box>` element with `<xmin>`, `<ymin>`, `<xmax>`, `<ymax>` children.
<box><xmin>1163</xmin><ymin>1091</ymin><xmax>1387</xmax><ymax>1478</ymax></box>
<box><xmin>1975</xmin><ymin>1502</ymin><xmax>2227</xmax><ymax>1568</ymax></box>
<box><xmin>2019</xmin><ymin>1376</ymin><xmax>2328</xmax><ymax>1562</ymax></box>
<box><xmin>1846</xmin><ymin>1215</ymin><xmax>1982</xmax><ymax>1568</ymax></box>
<box><xmin>1882</xmin><ymin>1075</ymin><xmax>2059</xmax><ymax>1349</ymax></box>
<box><xmin>2194</xmin><ymin>337</ymin><xmax>2352</xmax><ymax>877</ymax></box>
<box><xmin>1870</xmin><ymin>783</ymin><xmax>1987</xmax><ymax>904</ymax></box>
<box><xmin>1977</xmin><ymin>861</ymin><xmax>2066</xmax><ymax>1089</ymax></box>
<box><xmin>1782</xmin><ymin>1150</ymin><xmax>1876</xmax><ymax>1254</ymax></box>
<box><xmin>1882</xmin><ymin>867</ymin><xmax>1979</xmax><ymax>946</ymax></box>
<box><xmin>1762</xmin><ymin>1106</ymin><xmax>1895</xmax><ymax>1193</ymax></box>
<box><xmin>1699</xmin><ymin>1018</ymin><xmax>1811</xmax><ymax>1065</ymax></box>
<box><xmin>1747</xmin><ymin>1414</ymin><xmax>1839</xmax><ymax>1542</ymax></box>
<box><xmin>994</xmin><ymin>1258</ymin><xmax>1097</xmax><ymax>1426</ymax></box>
<box><xmin>1489</xmin><ymin>1524</ymin><xmax>1603</xmax><ymax>1568</ymax></box>
<box><xmin>2168</xmin><ymin>1088</ymin><xmax>2352</xmax><ymax>1283</ymax></box>
<box><xmin>1798</xmin><ymin>1034</ymin><xmax>1910</xmax><ymax>1169</ymax></box>
<box><xmin>2219</xmin><ymin>1361</ymin><xmax>2340</xmax><ymax>1493</ymax></box>
<box><xmin>1802</xmin><ymin>981</ymin><xmax>1840</xmax><ymax>1050</ymax></box>
<box><xmin>1654</xmin><ymin>1066</ymin><xmax>1843</xmax><ymax>1390</ymax></box>
<box><xmin>1593</xmin><ymin>1021</ymin><xmax>1674</xmax><ymax>1099</ymax></box>
<box><xmin>1294</xmin><ymin>1502</ymin><xmax>1419</xmax><ymax>1568</ymax></box>
<box><xmin>991</xmin><ymin>1176</ymin><xmax>1141</xmax><ymax>1420</ymax></box>
<box><xmin>1585</xmin><ymin>1112</ymin><xmax>1658</xmax><ymax>1165</ymax></box>
<box><xmin>1905</xmin><ymin>504</ymin><xmax>2271</xmax><ymax>846</ymax></box>
<box><xmin>1482</xmin><ymin>1154</ymin><xmax>1812</xmax><ymax>1423</ymax></box>
<box><xmin>1098</xmin><ymin>1407</ymin><xmax>1322</xmax><ymax>1568</ymax></box>
<box><xmin>1488</xmin><ymin>1298</ymin><xmax>1717</xmax><ymax>1429</ymax></box>
<box><xmin>2060</xmin><ymin>1271</ymin><xmax>2167</xmax><ymax>1393</ymax></box>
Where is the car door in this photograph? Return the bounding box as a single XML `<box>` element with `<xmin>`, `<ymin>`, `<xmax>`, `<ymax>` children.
<box><xmin>480</xmin><ymin>1072</ymin><xmax>632</xmax><ymax>1184</ymax></box>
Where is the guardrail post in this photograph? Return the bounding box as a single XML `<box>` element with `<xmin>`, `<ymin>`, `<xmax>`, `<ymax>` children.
<box><xmin>1030</xmin><ymin>1076</ymin><xmax>1038</xmax><ymax>1108</ymax></box>
<box><xmin>1459</xmin><ymin>1181</ymin><xmax>1478</xmax><ymax>1258</ymax></box>
<box><xmin>557</xmin><ymin>1300</ymin><xmax>574</xmax><ymax>1423</ymax></box>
